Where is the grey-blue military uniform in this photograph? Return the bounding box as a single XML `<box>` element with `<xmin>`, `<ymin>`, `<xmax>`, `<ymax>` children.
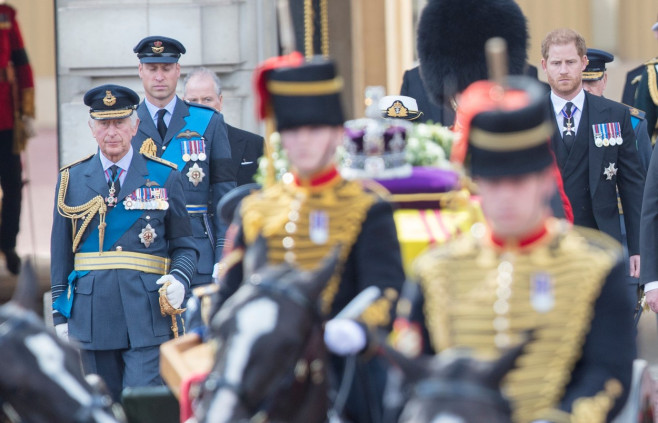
<box><xmin>133</xmin><ymin>98</ymin><xmax>235</xmax><ymax>287</ymax></box>
<box><xmin>51</xmin><ymin>151</ymin><xmax>198</xmax><ymax>400</ymax></box>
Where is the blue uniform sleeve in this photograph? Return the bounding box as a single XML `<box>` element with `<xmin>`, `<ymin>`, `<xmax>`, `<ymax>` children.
<box><xmin>165</xmin><ymin>168</ymin><xmax>199</xmax><ymax>287</ymax></box>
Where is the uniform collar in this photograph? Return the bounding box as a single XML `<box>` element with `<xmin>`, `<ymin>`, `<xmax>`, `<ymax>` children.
<box><xmin>489</xmin><ymin>220</ymin><xmax>552</xmax><ymax>250</ymax></box>
<box><xmin>99</xmin><ymin>146</ymin><xmax>133</xmax><ymax>172</ymax></box>
<box><xmin>550</xmin><ymin>88</ymin><xmax>585</xmax><ymax>115</ymax></box>
<box><xmin>292</xmin><ymin>166</ymin><xmax>341</xmax><ymax>189</ymax></box>
<box><xmin>144</xmin><ymin>96</ymin><xmax>177</xmax><ymax>121</ymax></box>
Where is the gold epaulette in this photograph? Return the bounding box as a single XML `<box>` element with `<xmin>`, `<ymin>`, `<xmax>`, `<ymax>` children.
<box><xmin>59</xmin><ymin>154</ymin><xmax>95</xmax><ymax>172</ymax></box>
<box><xmin>143</xmin><ymin>153</ymin><xmax>178</xmax><ymax>170</ymax></box>
<box><xmin>645</xmin><ymin>60</ymin><xmax>658</xmax><ymax>106</ymax></box>
<box><xmin>570</xmin><ymin>225</ymin><xmax>623</xmax><ymax>259</ymax></box>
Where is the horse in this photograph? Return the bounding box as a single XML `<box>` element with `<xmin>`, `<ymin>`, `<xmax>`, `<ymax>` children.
<box><xmin>193</xmin><ymin>237</ymin><xmax>339</xmax><ymax>423</ymax></box>
<box><xmin>379</xmin><ymin>333</ymin><xmax>532</xmax><ymax>423</ymax></box>
<box><xmin>0</xmin><ymin>260</ymin><xmax>124</xmax><ymax>423</ymax></box>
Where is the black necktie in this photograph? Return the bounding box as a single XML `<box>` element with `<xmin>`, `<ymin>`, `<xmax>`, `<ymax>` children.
<box><xmin>109</xmin><ymin>165</ymin><xmax>121</xmax><ymax>194</ymax></box>
<box><xmin>157</xmin><ymin>109</ymin><xmax>167</xmax><ymax>140</ymax></box>
<box><xmin>562</xmin><ymin>102</ymin><xmax>575</xmax><ymax>150</ymax></box>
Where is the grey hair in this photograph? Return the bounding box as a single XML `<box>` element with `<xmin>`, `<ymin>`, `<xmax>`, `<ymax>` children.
<box><xmin>183</xmin><ymin>67</ymin><xmax>222</xmax><ymax>96</ymax></box>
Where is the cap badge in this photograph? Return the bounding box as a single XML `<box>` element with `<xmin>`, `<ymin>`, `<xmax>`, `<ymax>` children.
<box><xmin>603</xmin><ymin>162</ymin><xmax>617</xmax><ymax>180</ymax></box>
<box><xmin>386</xmin><ymin>100</ymin><xmax>409</xmax><ymax>118</ymax></box>
<box><xmin>103</xmin><ymin>90</ymin><xmax>117</xmax><ymax>107</ymax></box>
<box><xmin>151</xmin><ymin>40</ymin><xmax>165</xmax><ymax>54</ymax></box>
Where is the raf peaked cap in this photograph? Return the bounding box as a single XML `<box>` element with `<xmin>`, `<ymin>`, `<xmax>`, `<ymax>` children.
<box><xmin>133</xmin><ymin>36</ymin><xmax>186</xmax><ymax>63</ymax></box>
<box><xmin>265</xmin><ymin>56</ymin><xmax>344</xmax><ymax>131</ymax></box>
<box><xmin>84</xmin><ymin>84</ymin><xmax>139</xmax><ymax>120</ymax></box>
<box><xmin>417</xmin><ymin>0</ymin><xmax>528</xmax><ymax>106</ymax></box>
<box><xmin>583</xmin><ymin>48</ymin><xmax>614</xmax><ymax>81</ymax></box>
<box><xmin>462</xmin><ymin>76</ymin><xmax>554</xmax><ymax>178</ymax></box>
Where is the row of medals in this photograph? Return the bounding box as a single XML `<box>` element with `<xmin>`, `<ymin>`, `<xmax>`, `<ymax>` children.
<box><xmin>106</xmin><ymin>185</ymin><xmax>169</xmax><ymax>210</ymax></box>
<box><xmin>182</xmin><ymin>139</ymin><xmax>207</xmax><ymax>162</ymax></box>
<box><xmin>594</xmin><ymin>132</ymin><xmax>622</xmax><ymax>148</ymax></box>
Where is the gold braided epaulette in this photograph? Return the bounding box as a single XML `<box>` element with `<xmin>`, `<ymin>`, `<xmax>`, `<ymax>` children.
<box><xmin>59</xmin><ymin>154</ymin><xmax>95</xmax><ymax>172</ymax></box>
<box><xmin>143</xmin><ymin>153</ymin><xmax>178</xmax><ymax>170</ymax></box>
<box><xmin>570</xmin><ymin>225</ymin><xmax>623</xmax><ymax>259</ymax></box>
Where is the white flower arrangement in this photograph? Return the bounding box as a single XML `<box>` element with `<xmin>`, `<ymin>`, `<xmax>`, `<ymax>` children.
<box><xmin>405</xmin><ymin>122</ymin><xmax>455</xmax><ymax>168</ymax></box>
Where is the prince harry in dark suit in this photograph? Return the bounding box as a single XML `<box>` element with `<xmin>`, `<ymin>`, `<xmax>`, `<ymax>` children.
<box><xmin>542</xmin><ymin>28</ymin><xmax>646</xmax><ymax>281</ymax></box>
<box><xmin>183</xmin><ymin>67</ymin><xmax>263</xmax><ymax>186</ymax></box>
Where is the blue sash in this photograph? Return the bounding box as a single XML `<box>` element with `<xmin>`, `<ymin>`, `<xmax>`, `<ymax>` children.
<box><xmin>53</xmin><ymin>158</ymin><xmax>172</xmax><ymax>318</ymax></box>
<box><xmin>162</xmin><ymin>106</ymin><xmax>214</xmax><ymax>170</ymax></box>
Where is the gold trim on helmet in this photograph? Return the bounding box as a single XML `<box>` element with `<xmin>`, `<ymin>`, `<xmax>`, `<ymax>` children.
<box><xmin>469</xmin><ymin>121</ymin><xmax>553</xmax><ymax>152</ymax></box>
<box><xmin>267</xmin><ymin>76</ymin><xmax>343</xmax><ymax>96</ymax></box>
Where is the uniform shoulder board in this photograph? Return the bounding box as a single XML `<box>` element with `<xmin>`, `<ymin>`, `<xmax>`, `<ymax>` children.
<box><xmin>629</xmin><ymin>106</ymin><xmax>646</xmax><ymax>120</ymax></box>
<box><xmin>59</xmin><ymin>153</ymin><xmax>95</xmax><ymax>172</ymax></box>
<box><xmin>142</xmin><ymin>153</ymin><xmax>178</xmax><ymax>170</ymax></box>
<box><xmin>623</xmin><ymin>104</ymin><xmax>646</xmax><ymax>120</ymax></box>
<box><xmin>184</xmin><ymin>100</ymin><xmax>218</xmax><ymax>113</ymax></box>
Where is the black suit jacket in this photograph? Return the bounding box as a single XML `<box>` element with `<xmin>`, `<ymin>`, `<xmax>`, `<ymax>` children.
<box><xmin>640</xmin><ymin>142</ymin><xmax>658</xmax><ymax>283</ymax></box>
<box><xmin>400</xmin><ymin>67</ymin><xmax>455</xmax><ymax>126</ymax></box>
<box><xmin>550</xmin><ymin>92</ymin><xmax>646</xmax><ymax>255</ymax></box>
<box><xmin>227</xmin><ymin>124</ymin><xmax>264</xmax><ymax>186</ymax></box>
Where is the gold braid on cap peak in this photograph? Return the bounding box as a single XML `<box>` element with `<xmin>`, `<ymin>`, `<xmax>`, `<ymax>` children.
<box><xmin>57</xmin><ymin>169</ymin><xmax>107</xmax><ymax>253</ymax></box>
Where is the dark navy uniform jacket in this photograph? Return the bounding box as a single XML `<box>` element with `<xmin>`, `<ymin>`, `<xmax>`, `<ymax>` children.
<box><xmin>50</xmin><ymin>152</ymin><xmax>198</xmax><ymax>350</ymax></box>
<box><xmin>549</xmin><ymin>92</ymin><xmax>646</xmax><ymax>256</ymax></box>
<box><xmin>133</xmin><ymin>97</ymin><xmax>236</xmax><ymax>286</ymax></box>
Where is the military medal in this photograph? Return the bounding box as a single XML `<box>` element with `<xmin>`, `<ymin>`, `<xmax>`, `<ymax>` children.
<box><xmin>561</xmin><ymin>107</ymin><xmax>574</xmax><ymax>136</ymax></box>
<box><xmin>530</xmin><ymin>272</ymin><xmax>554</xmax><ymax>313</ymax></box>
<box><xmin>198</xmin><ymin>138</ymin><xmax>207</xmax><ymax>161</ymax></box>
<box><xmin>190</xmin><ymin>140</ymin><xmax>199</xmax><ymax>162</ymax></box>
<box><xmin>309</xmin><ymin>210</ymin><xmax>329</xmax><ymax>244</ymax></box>
<box><xmin>186</xmin><ymin>163</ymin><xmax>205</xmax><ymax>186</ymax></box>
<box><xmin>139</xmin><ymin>223</ymin><xmax>157</xmax><ymax>247</ymax></box>
<box><xmin>106</xmin><ymin>187</ymin><xmax>118</xmax><ymax>207</ymax></box>
<box><xmin>603</xmin><ymin>162</ymin><xmax>617</xmax><ymax>180</ymax></box>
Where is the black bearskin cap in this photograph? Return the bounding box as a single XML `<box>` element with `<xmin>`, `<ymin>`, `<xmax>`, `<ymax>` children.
<box><xmin>417</xmin><ymin>0</ymin><xmax>528</xmax><ymax>106</ymax></box>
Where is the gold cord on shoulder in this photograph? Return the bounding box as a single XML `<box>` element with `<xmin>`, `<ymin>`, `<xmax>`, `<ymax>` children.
<box><xmin>304</xmin><ymin>0</ymin><xmax>314</xmax><ymax>59</ymax></box>
<box><xmin>646</xmin><ymin>63</ymin><xmax>658</xmax><ymax>106</ymax></box>
<box><xmin>57</xmin><ymin>169</ymin><xmax>107</xmax><ymax>253</ymax></box>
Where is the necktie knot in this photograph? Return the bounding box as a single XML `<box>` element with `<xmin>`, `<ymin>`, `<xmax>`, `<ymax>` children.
<box><xmin>108</xmin><ymin>165</ymin><xmax>121</xmax><ymax>194</ymax></box>
<box><xmin>564</xmin><ymin>102</ymin><xmax>573</xmax><ymax>116</ymax></box>
<box><xmin>157</xmin><ymin>109</ymin><xmax>167</xmax><ymax>139</ymax></box>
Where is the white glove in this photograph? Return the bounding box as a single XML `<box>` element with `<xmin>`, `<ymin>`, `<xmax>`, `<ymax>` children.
<box><xmin>55</xmin><ymin>323</ymin><xmax>69</xmax><ymax>341</ymax></box>
<box><xmin>324</xmin><ymin>319</ymin><xmax>366</xmax><ymax>356</ymax></box>
<box><xmin>156</xmin><ymin>275</ymin><xmax>186</xmax><ymax>309</ymax></box>
<box><xmin>22</xmin><ymin>115</ymin><xmax>36</xmax><ymax>138</ymax></box>
<box><xmin>212</xmin><ymin>262</ymin><xmax>221</xmax><ymax>280</ymax></box>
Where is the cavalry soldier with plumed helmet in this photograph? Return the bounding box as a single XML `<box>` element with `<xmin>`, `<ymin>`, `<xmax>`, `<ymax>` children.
<box><xmin>213</xmin><ymin>53</ymin><xmax>406</xmax><ymax>423</ymax></box>
<box><xmin>390</xmin><ymin>76</ymin><xmax>635</xmax><ymax>422</ymax></box>
<box><xmin>132</xmin><ymin>36</ymin><xmax>236</xmax><ymax>293</ymax></box>
<box><xmin>50</xmin><ymin>84</ymin><xmax>198</xmax><ymax>401</ymax></box>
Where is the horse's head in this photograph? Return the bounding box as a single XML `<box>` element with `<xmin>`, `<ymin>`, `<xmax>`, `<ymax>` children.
<box><xmin>383</xmin><ymin>332</ymin><xmax>533</xmax><ymax>423</ymax></box>
<box><xmin>197</xmin><ymin>237</ymin><xmax>339</xmax><ymax>423</ymax></box>
<box><xmin>0</xmin><ymin>260</ymin><xmax>122</xmax><ymax>423</ymax></box>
